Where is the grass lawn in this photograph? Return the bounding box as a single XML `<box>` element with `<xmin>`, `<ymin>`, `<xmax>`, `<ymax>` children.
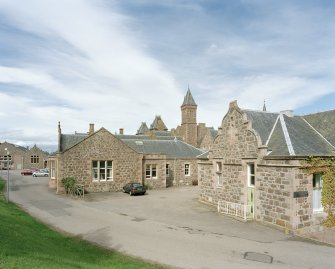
<box><xmin>0</xmin><ymin>178</ymin><xmax>168</xmax><ymax>269</ymax></box>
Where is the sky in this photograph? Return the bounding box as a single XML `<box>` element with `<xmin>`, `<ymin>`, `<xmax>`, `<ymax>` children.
<box><xmin>0</xmin><ymin>0</ymin><xmax>335</xmax><ymax>152</ymax></box>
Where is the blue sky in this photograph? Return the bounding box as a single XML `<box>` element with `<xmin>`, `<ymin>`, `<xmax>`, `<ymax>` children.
<box><xmin>0</xmin><ymin>0</ymin><xmax>335</xmax><ymax>151</ymax></box>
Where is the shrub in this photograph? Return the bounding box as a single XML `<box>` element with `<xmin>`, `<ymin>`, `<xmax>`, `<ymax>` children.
<box><xmin>61</xmin><ymin>177</ymin><xmax>76</xmax><ymax>194</ymax></box>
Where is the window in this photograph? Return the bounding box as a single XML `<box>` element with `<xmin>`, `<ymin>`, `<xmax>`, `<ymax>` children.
<box><xmin>216</xmin><ymin>162</ymin><xmax>223</xmax><ymax>186</ymax></box>
<box><xmin>31</xmin><ymin>155</ymin><xmax>40</xmax><ymax>164</ymax></box>
<box><xmin>146</xmin><ymin>164</ymin><xmax>158</xmax><ymax>179</ymax></box>
<box><xmin>184</xmin><ymin>164</ymin><xmax>190</xmax><ymax>176</ymax></box>
<box><xmin>146</xmin><ymin>164</ymin><xmax>151</xmax><ymax>179</ymax></box>
<box><xmin>247</xmin><ymin>163</ymin><xmax>255</xmax><ymax>187</ymax></box>
<box><xmin>313</xmin><ymin>174</ymin><xmax>323</xmax><ymax>189</ymax></box>
<box><xmin>0</xmin><ymin>155</ymin><xmax>12</xmax><ymax>161</ymax></box>
<box><xmin>92</xmin><ymin>160</ymin><xmax>113</xmax><ymax>181</ymax></box>
<box><xmin>50</xmin><ymin>160</ymin><xmax>56</xmax><ymax>179</ymax></box>
<box><xmin>216</xmin><ymin>162</ymin><xmax>222</xmax><ymax>172</ymax></box>
<box><xmin>313</xmin><ymin>174</ymin><xmax>323</xmax><ymax>212</ymax></box>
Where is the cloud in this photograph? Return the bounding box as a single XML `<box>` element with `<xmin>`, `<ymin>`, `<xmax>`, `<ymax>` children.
<box><xmin>0</xmin><ymin>0</ymin><xmax>184</xmax><ymax>147</ymax></box>
<box><xmin>0</xmin><ymin>0</ymin><xmax>335</xmax><ymax>149</ymax></box>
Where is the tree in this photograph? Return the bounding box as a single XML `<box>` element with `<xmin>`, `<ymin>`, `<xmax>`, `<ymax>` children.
<box><xmin>304</xmin><ymin>157</ymin><xmax>335</xmax><ymax>227</ymax></box>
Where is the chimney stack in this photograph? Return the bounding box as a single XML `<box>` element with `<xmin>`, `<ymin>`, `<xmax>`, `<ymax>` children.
<box><xmin>119</xmin><ymin>128</ymin><xmax>124</xmax><ymax>135</ymax></box>
<box><xmin>89</xmin><ymin>123</ymin><xmax>95</xmax><ymax>135</ymax></box>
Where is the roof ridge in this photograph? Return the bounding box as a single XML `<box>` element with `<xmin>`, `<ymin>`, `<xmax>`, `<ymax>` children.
<box><xmin>302</xmin><ymin>117</ymin><xmax>335</xmax><ymax>149</ymax></box>
<box><xmin>242</xmin><ymin>108</ymin><xmax>278</xmax><ymax>114</ymax></box>
<box><xmin>279</xmin><ymin>114</ymin><xmax>295</xmax><ymax>156</ymax></box>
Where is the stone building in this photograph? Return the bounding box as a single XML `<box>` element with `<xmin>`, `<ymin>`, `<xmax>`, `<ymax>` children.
<box><xmin>198</xmin><ymin>101</ymin><xmax>335</xmax><ymax>230</ymax></box>
<box><xmin>0</xmin><ymin>141</ymin><xmax>48</xmax><ymax>170</ymax></box>
<box><xmin>171</xmin><ymin>89</ymin><xmax>218</xmax><ymax>150</ymax></box>
<box><xmin>136</xmin><ymin>89</ymin><xmax>217</xmax><ymax>150</ymax></box>
<box><xmin>50</xmin><ymin>123</ymin><xmax>204</xmax><ymax>193</ymax></box>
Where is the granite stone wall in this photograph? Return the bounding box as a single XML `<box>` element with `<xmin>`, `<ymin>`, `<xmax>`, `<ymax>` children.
<box><xmin>143</xmin><ymin>155</ymin><xmax>167</xmax><ymax>189</ymax></box>
<box><xmin>57</xmin><ymin>128</ymin><xmax>143</xmax><ymax>193</ymax></box>
<box><xmin>198</xmin><ymin>102</ymin><xmax>327</xmax><ymax>230</ymax></box>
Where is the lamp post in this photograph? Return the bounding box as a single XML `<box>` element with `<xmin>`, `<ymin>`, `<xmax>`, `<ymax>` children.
<box><xmin>4</xmin><ymin>147</ymin><xmax>9</xmax><ymax>203</ymax></box>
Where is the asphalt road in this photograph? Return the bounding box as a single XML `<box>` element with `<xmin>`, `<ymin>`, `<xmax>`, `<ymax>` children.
<box><xmin>4</xmin><ymin>170</ymin><xmax>335</xmax><ymax>269</ymax></box>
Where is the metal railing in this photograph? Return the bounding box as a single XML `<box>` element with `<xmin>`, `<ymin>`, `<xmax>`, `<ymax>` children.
<box><xmin>218</xmin><ymin>200</ymin><xmax>254</xmax><ymax>220</ymax></box>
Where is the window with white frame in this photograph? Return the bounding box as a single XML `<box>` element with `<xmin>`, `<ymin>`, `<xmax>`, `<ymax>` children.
<box><xmin>31</xmin><ymin>155</ymin><xmax>40</xmax><ymax>164</ymax></box>
<box><xmin>184</xmin><ymin>163</ymin><xmax>190</xmax><ymax>176</ymax></box>
<box><xmin>166</xmin><ymin>164</ymin><xmax>169</xmax><ymax>176</ymax></box>
<box><xmin>146</xmin><ymin>164</ymin><xmax>157</xmax><ymax>179</ymax></box>
<box><xmin>92</xmin><ymin>160</ymin><xmax>113</xmax><ymax>181</ymax></box>
<box><xmin>216</xmin><ymin>162</ymin><xmax>223</xmax><ymax>186</ymax></box>
<box><xmin>247</xmin><ymin>163</ymin><xmax>255</xmax><ymax>187</ymax></box>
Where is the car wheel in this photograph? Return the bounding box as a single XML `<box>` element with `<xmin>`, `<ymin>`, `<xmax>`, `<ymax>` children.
<box><xmin>129</xmin><ymin>191</ymin><xmax>133</xmax><ymax>196</ymax></box>
<box><xmin>33</xmin><ymin>174</ymin><xmax>36</xmax><ymax>177</ymax></box>
<box><xmin>122</xmin><ymin>189</ymin><xmax>125</xmax><ymax>193</ymax></box>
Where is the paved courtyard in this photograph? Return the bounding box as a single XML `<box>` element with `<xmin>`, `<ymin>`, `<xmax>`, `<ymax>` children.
<box><xmin>4</xmin><ymin>170</ymin><xmax>335</xmax><ymax>269</ymax></box>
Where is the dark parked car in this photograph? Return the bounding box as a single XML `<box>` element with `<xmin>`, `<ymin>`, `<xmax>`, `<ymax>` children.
<box><xmin>21</xmin><ymin>168</ymin><xmax>38</xmax><ymax>175</ymax></box>
<box><xmin>122</xmin><ymin>183</ymin><xmax>146</xmax><ymax>196</ymax></box>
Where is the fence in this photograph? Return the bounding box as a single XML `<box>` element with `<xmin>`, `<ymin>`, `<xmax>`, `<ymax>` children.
<box><xmin>218</xmin><ymin>200</ymin><xmax>254</xmax><ymax>220</ymax></box>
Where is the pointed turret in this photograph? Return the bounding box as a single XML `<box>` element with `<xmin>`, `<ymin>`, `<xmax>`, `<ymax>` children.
<box><xmin>136</xmin><ymin>122</ymin><xmax>149</xmax><ymax>135</ymax></box>
<box><xmin>150</xmin><ymin>116</ymin><xmax>168</xmax><ymax>131</ymax></box>
<box><xmin>182</xmin><ymin>88</ymin><xmax>197</xmax><ymax>107</ymax></box>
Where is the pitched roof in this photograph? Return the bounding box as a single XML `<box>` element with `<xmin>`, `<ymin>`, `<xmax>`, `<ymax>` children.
<box><xmin>284</xmin><ymin>116</ymin><xmax>334</xmax><ymax>156</ymax></box>
<box><xmin>303</xmin><ymin>110</ymin><xmax>335</xmax><ymax>147</ymax></box>
<box><xmin>182</xmin><ymin>88</ymin><xmax>197</xmax><ymax>106</ymax></box>
<box><xmin>241</xmin><ymin>108</ymin><xmax>335</xmax><ymax>157</ymax></box>
<box><xmin>150</xmin><ymin>116</ymin><xmax>168</xmax><ymax>131</ymax></box>
<box><xmin>116</xmin><ymin>134</ymin><xmax>180</xmax><ymax>141</ymax></box>
<box><xmin>136</xmin><ymin>122</ymin><xmax>149</xmax><ymax>135</ymax></box>
<box><xmin>122</xmin><ymin>138</ymin><xmax>205</xmax><ymax>158</ymax></box>
<box><xmin>60</xmin><ymin>134</ymin><xmax>88</xmax><ymax>152</ymax></box>
<box><xmin>242</xmin><ymin>110</ymin><xmax>279</xmax><ymax>145</ymax></box>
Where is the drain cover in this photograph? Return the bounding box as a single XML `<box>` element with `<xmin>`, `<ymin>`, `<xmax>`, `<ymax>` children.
<box><xmin>244</xmin><ymin>252</ymin><xmax>273</xmax><ymax>264</ymax></box>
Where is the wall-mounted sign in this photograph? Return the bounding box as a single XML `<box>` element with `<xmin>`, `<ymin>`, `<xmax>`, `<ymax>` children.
<box><xmin>293</xmin><ymin>191</ymin><xmax>308</xmax><ymax>198</ymax></box>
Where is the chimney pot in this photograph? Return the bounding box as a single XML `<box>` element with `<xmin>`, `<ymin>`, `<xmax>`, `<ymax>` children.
<box><xmin>89</xmin><ymin>123</ymin><xmax>95</xmax><ymax>135</ymax></box>
<box><xmin>119</xmin><ymin>128</ymin><xmax>124</xmax><ymax>135</ymax></box>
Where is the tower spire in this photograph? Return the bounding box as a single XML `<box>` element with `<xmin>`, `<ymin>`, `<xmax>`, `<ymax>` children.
<box><xmin>182</xmin><ymin>87</ymin><xmax>197</xmax><ymax>106</ymax></box>
<box><xmin>263</xmin><ymin>100</ymin><xmax>267</xmax><ymax>112</ymax></box>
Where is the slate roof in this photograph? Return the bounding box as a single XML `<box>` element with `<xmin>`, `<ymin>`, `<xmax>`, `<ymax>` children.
<box><xmin>182</xmin><ymin>89</ymin><xmax>197</xmax><ymax>106</ymax></box>
<box><xmin>242</xmin><ymin>110</ymin><xmax>279</xmax><ymax>145</ymax></box>
<box><xmin>116</xmin><ymin>134</ymin><xmax>180</xmax><ymax>141</ymax></box>
<box><xmin>136</xmin><ymin>122</ymin><xmax>149</xmax><ymax>135</ymax></box>
<box><xmin>122</xmin><ymin>139</ymin><xmax>205</xmax><ymax>158</ymax></box>
<box><xmin>303</xmin><ymin>110</ymin><xmax>335</xmax><ymax>147</ymax></box>
<box><xmin>150</xmin><ymin>116</ymin><xmax>168</xmax><ymax>131</ymax></box>
<box><xmin>241</xmin><ymin>109</ymin><xmax>335</xmax><ymax>157</ymax></box>
<box><xmin>209</xmin><ymin>128</ymin><xmax>218</xmax><ymax>139</ymax></box>
<box><xmin>61</xmin><ymin>133</ymin><xmax>186</xmax><ymax>157</ymax></box>
<box><xmin>60</xmin><ymin>134</ymin><xmax>88</xmax><ymax>152</ymax></box>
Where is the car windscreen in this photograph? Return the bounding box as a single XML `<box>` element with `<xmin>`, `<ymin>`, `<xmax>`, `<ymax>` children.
<box><xmin>133</xmin><ymin>183</ymin><xmax>143</xmax><ymax>187</ymax></box>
